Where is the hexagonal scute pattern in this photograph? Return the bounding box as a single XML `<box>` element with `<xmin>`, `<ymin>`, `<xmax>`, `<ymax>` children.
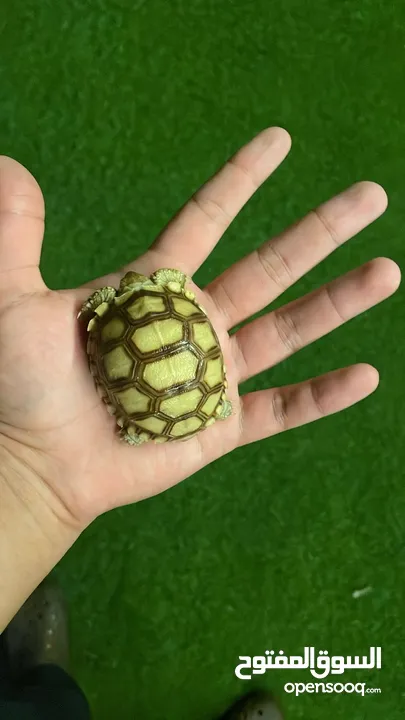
<box><xmin>143</xmin><ymin>350</ymin><xmax>199</xmax><ymax>391</ymax></box>
<box><xmin>131</xmin><ymin>318</ymin><xmax>184</xmax><ymax>354</ymax></box>
<box><xmin>125</xmin><ymin>295</ymin><xmax>166</xmax><ymax>320</ymax></box>
<box><xmin>170</xmin><ymin>416</ymin><xmax>202</xmax><ymax>437</ymax></box>
<box><xmin>114</xmin><ymin>387</ymin><xmax>151</xmax><ymax>414</ymax></box>
<box><xmin>135</xmin><ymin>417</ymin><xmax>167</xmax><ymax>434</ymax></box>
<box><xmin>101</xmin><ymin>317</ymin><xmax>127</xmax><ymax>342</ymax></box>
<box><xmin>103</xmin><ymin>346</ymin><xmax>134</xmax><ymax>381</ymax></box>
<box><xmin>200</xmin><ymin>389</ymin><xmax>222</xmax><ymax>417</ymax></box>
<box><xmin>172</xmin><ymin>297</ymin><xmax>201</xmax><ymax>317</ymax></box>
<box><xmin>192</xmin><ymin>321</ymin><xmax>217</xmax><ymax>353</ymax></box>
<box><xmin>203</xmin><ymin>356</ymin><xmax>223</xmax><ymax>388</ymax></box>
<box><xmin>159</xmin><ymin>388</ymin><xmax>203</xmax><ymax>418</ymax></box>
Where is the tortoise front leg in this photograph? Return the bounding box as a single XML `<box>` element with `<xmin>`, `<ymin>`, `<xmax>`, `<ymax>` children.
<box><xmin>77</xmin><ymin>286</ymin><xmax>117</xmax><ymax>319</ymax></box>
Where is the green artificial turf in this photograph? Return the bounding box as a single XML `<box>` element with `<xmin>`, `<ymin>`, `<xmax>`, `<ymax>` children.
<box><xmin>1</xmin><ymin>0</ymin><xmax>405</xmax><ymax>717</ymax></box>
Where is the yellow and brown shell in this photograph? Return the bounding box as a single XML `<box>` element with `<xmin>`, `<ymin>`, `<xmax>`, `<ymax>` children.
<box><xmin>81</xmin><ymin>269</ymin><xmax>231</xmax><ymax>444</ymax></box>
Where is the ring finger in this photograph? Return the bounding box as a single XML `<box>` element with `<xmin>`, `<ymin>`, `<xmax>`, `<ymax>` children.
<box><xmin>238</xmin><ymin>363</ymin><xmax>379</xmax><ymax>447</ymax></box>
<box><xmin>231</xmin><ymin>256</ymin><xmax>401</xmax><ymax>383</ymax></box>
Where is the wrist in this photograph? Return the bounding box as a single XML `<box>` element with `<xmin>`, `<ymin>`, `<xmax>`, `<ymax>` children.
<box><xmin>0</xmin><ymin>440</ymin><xmax>83</xmax><ymax>630</ymax></box>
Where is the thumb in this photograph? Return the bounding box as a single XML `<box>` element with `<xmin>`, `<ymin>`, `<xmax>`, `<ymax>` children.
<box><xmin>0</xmin><ymin>156</ymin><xmax>46</xmax><ymax>304</ymax></box>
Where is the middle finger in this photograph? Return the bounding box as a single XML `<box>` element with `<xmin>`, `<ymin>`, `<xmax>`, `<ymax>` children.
<box><xmin>206</xmin><ymin>181</ymin><xmax>388</xmax><ymax>329</ymax></box>
<box><xmin>230</xmin><ymin>256</ymin><xmax>400</xmax><ymax>384</ymax></box>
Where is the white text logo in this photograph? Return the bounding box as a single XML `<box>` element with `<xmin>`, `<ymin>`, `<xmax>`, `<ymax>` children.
<box><xmin>235</xmin><ymin>647</ymin><xmax>382</xmax><ymax>680</ymax></box>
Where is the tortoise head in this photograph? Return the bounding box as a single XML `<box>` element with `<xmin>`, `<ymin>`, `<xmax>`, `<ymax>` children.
<box><xmin>118</xmin><ymin>271</ymin><xmax>150</xmax><ymax>294</ymax></box>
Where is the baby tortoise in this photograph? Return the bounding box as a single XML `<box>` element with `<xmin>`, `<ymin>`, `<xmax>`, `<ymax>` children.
<box><xmin>78</xmin><ymin>268</ymin><xmax>232</xmax><ymax>445</ymax></box>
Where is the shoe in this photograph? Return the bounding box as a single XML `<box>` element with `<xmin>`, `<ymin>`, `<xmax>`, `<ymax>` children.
<box><xmin>4</xmin><ymin>578</ymin><xmax>69</xmax><ymax>677</ymax></box>
<box><xmin>220</xmin><ymin>690</ymin><xmax>284</xmax><ymax>720</ymax></box>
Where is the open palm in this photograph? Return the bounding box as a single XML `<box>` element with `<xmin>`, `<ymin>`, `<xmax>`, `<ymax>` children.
<box><xmin>0</xmin><ymin>128</ymin><xmax>400</xmax><ymax>526</ymax></box>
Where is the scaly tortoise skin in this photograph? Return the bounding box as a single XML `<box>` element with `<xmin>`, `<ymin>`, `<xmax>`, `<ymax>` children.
<box><xmin>79</xmin><ymin>268</ymin><xmax>232</xmax><ymax>445</ymax></box>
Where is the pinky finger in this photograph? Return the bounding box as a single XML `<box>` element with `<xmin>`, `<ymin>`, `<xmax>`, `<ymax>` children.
<box><xmin>238</xmin><ymin>363</ymin><xmax>379</xmax><ymax>447</ymax></box>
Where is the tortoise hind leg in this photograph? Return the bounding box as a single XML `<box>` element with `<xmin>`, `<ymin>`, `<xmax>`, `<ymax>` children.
<box><xmin>216</xmin><ymin>397</ymin><xmax>232</xmax><ymax>419</ymax></box>
<box><xmin>120</xmin><ymin>426</ymin><xmax>151</xmax><ymax>446</ymax></box>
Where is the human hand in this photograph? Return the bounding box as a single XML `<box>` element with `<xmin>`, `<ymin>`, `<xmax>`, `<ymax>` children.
<box><xmin>0</xmin><ymin>128</ymin><xmax>400</xmax><ymax>531</ymax></box>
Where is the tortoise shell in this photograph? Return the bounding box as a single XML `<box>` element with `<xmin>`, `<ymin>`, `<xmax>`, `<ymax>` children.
<box><xmin>86</xmin><ymin>280</ymin><xmax>229</xmax><ymax>443</ymax></box>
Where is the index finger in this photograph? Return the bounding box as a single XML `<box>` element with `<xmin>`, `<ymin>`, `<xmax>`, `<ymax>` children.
<box><xmin>82</xmin><ymin>127</ymin><xmax>291</xmax><ymax>292</ymax></box>
<box><xmin>0</xmin><ymin>157</ymin><xmax>46</xmax><ymax>303</ymax></box>
<box><xmin>139</xmin><ymin>126</ymin><xmax>292</xmax><ymax>276</ymax></box>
